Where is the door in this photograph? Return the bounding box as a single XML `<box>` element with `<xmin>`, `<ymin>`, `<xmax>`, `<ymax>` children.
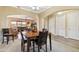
<box><xmin>67</xmin><ymin>12</ymin><xmax>79</xmax><ymax>40</ymax></box>
<box><xmin>56</xmin><ymin>14</ymin><xmax>65</xmax><ymax>37</ymax></box>
<box><xmin>49</xmin><ymin>15</ymin><xmax>55</xmax><ymax>34</ymax></box>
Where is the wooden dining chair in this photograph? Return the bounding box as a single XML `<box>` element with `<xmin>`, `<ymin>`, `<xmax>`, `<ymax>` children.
<box><xmin>35</xmin><ymin>31</ymin><xmax>48</xmax><ymax>52</ymax></box>
<box><xmin>2</xmin><ymin>28</ymin><xmax>14</xmax><ymax>44</ymax></box>
<box><xmin>20</xmin><ymin>31</ymin><xmax>27</xmax><ymax>52</ymax></box>
<box><xmin>20</xmin><ymin>31</ymin><xmax>35</xmax><ymax>52</ymax></box>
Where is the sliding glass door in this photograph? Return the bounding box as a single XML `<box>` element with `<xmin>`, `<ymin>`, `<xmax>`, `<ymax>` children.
<box><xmin>56</xmin><ymin>14</ymin><xmax>65</xmax><ymax>37</ymax></box>
<box><xmin>49</xmin><ymin>15</ymin><xmax>55</xmax><ymax>34</ymax></box>
<box><xmin>48</xmin><ymin>10</ymin><xmax>79</xmax><ymax>40</ymax></box>
<box><xmin>67</xmin><ymin>12</ymin><xmax>79</xmax><ymax>39</ymax></box>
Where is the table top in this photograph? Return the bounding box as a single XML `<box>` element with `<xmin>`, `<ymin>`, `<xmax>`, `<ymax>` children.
<box><xmin>3</xmin><ymin>33</ymin><xmax>14</xmax><ymax>36</ymax></box>
<box><xmin>26</xmin><ymin>31</ymin><xmax>39</xmax><ymax>38</ymax></box>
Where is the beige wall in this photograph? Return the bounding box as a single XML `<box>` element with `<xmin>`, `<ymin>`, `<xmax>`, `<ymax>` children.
<box><xmin>39</xmin><ymin>6</ymin><xmax>79</xmax><ymax>18</ymax></box>
<box><xmin>38</xmin><ymin>7</ymin><xmax>79</xmax><ymax>40</ymax></box>
<box><xmin>38</xmin><ymin>14</ymin><xmax>49</xmax><ymax>30</ymax></box>
<box><xmin>0</xmin><ymin>6</ymin><xmax>39</xmax><ymax>31</ymax></box>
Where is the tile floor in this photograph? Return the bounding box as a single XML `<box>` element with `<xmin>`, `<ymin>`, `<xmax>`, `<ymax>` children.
<box><xmin>0</xmin><ymin>35</ymin><xmax>79</xmax><ymax>52</ymax></box>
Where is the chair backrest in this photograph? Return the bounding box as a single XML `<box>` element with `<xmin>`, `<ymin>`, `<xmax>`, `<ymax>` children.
<box><xmin>20</xmin><ymin>31</ymin><xmax>28</xmax><ymax>44</ymax></box>
<box><xmin>38</xmin><ymin>31</ymin><xmax>48</xmax><ymax>45</ymax></box>
<box><xmin>2</xmin><ymin>28</ymin><xmax>9</xmax><ymax>34</ymax></box>
<box><xmin>20</xmin><ymin>31</ymin><xmax>25</xmax><ymax>41</ymax></box>
<box><xmin>18</xmin><ymin>27</ymin><xmax>26</xmax><ymax>31</ymax></box>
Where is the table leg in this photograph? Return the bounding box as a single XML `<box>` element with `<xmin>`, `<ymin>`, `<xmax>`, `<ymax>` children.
<box><xmin>12</xmin><ymin>36</ymin><xmax>14</xmax><ymax>42</ymax></box>
<box><xmin>49</xmin><ymin>33</ymin><xmax>52</xmax><ymax>51</ymax></box>
<box><xmin>21</xmin><ymin>41</ymin><xmax>25</xmax><ymax>52</ymax></box>
<box><xmin>46</xmin><ymin>40</ymin><xmax>47</xmax><ymax>52</ymax></box>
<box><xmin>27</xmin><ymin>38</ymin><xmax>30</xmax><ymax>52</ymax></box>
<box><xmin>33</xmin><ymin>40</ymin><xmax>35</xmax><ymax>52</ymax></box>
<box><xmin>38</xmin><ymin>40</ymin><xmax>40</xmax><ymax>52</ymax></box>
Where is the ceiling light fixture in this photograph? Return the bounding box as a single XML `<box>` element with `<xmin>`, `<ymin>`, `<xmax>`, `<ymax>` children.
<box><xmin>31</xmin><ymin>6</ymin><xmax>40</xmax><ymax>10</ymax></box>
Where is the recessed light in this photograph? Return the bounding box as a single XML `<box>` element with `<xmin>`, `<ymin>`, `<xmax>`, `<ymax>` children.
<box><xmin>57</xmin><ymin>12</ymin><xmax>63</xmax><ymax>15</ymax></box>
<box><xmin>31</xmin><ymin>6</ymin><xmax>40</xmax><ymax>10</ymax></box>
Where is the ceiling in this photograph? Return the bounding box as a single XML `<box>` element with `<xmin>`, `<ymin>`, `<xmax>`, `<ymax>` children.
<box><xmin>13</xmin><ymin>6</ymin><xmax>79</xmax><ymax>17</ymax></box>
<box><xmin>14</xmin><ymin>6</ymin><xmax>52</xmax><ymax>13</ymax></box>
<box><xmin>7</xmin><ymin>15</ymin><xmax>33</xmax><ymax>19</ymax></box>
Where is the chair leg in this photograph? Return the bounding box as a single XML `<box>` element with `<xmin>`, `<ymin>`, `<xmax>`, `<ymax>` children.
<box><xmin>37</xmin><ymin>40</ymin><xmax>40</xmax><ymax>52</ymax></box>
<box><xmin>21</xmin><ymin>42</ymin><xmax>25</xmax><ymax>52</ymax></box>
<box><xmin>38</xmin><ymin>45</ymin><xmax>40</xmax><ymax>52</ymax></box>
<box><xmin>27</xmin><ymin>38</ymin><xmax>30</xmax><ymax>52</ymax></box>
<box><xmin>46</xmin><ymin>41</ymin><xmax>47</xmax><ymax>52</ymax></box>
<box><xmin>33</xmin><ymin>41</ymin><xmax>35</xmax><ymax>52</ymax></box>
<box><xmin>7</xmin><ymin>36</ymin><xmax>9</xmax><ymax>44</ymax></box>
<box><xmin>21</xmin><ymin>43</ymin><xmax>23</xmax><ymax>51</ymax></box>
<box><xmin>21</xmin><ymin>45</ymin><xmax>25</xmax><ymax>52</ymax></box>
<box><xmin>12</xmin><ymin>36</ymin><xmax>14</xmax><ymax>42</ymax></box>
<box><xmin>23</xmin><ymin>44</ymin><xmax>25</xmax><ymax>52</ymax></box>
<box><xmin>2</xmin><ymin>37</ymin><xmax>4</xmax><ymax>44</ymax></box>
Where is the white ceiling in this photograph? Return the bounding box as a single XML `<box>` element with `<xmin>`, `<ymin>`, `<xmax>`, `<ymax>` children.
<box><xmin>13</xmin><ymin>6</ymin><xmax>79</xmax><ymax>16</ymax></box>
<box><xmin>15</xmin><ymin>6</ymin><xmax>52</xmax><ymax>13</ymax></box>
<box><xmin>7</xmin><ymin>15</ymin><xmax>33</xmax><ymax>19</ymax></box>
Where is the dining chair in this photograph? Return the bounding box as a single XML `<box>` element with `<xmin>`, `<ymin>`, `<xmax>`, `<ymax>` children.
<box><xmin>35</xmin><ymin>31</ymin><xmax>48</xmax><ymax>52</ymax></box>
<box><xmin>2</xmin><ymin>28</ymin><xmax>14</xmax><ymax>44</ymax></box>
<box><xmin>20</xmin><ymin>31</ymin><xmax>27</xmax><ymax>52</ymax></box>
<box><xmin>20</xmin><ymin>31</ymin><xmax>35</xmax><ymax>52</ymax></box>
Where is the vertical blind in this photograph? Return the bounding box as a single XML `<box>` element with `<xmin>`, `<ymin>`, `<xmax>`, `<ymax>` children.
<box><xmin>48</xmin><ymin>10</ymin><xmax>79</xmax><ymax>40</ymax></box>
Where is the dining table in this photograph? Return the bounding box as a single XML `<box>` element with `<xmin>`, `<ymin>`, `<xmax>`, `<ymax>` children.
<box><xmin>26</xmin><ymin>31</ymin><xmax>39</xmax><ymax>52</ymax></box>
<box><xmin>25</xmin><ymin>31</ymin><xmax>52</xmax><ymax>52</ymax></box>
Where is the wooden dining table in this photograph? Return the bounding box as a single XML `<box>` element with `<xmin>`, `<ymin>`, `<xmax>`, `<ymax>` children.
<box><xmin>26</xmin><ymin>31</ymin><xmax>39</xmax><ymax>52</ymax></box>
<box><xmin>25</xmin><ymin>31</ymin><xmax>52</xmax><ymax>52</ymax></box>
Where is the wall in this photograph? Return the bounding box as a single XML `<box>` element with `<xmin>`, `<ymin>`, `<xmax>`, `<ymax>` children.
<box><xmin>39</xmin><ymin>6</ymin><xmax>79</xmax><ymax>18</ymax></box>
<box><xmin>0</xmin><ymin>6</ymin><xmax>39</xmax><ymax>31</ymax></box>
<box><xmin>0</xmin><ymin>6</ymin><xmax>41</xmax><ymax>41</ymax></box>
<box><xmin>39</xmin><ymin>10</ymin><xmax>79</xmax><ymax>40</ymax></box>
<box><xmin>38</xmin><ymin>16</ymin><xmax>49</xmax><ymax>31</ymax></box>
